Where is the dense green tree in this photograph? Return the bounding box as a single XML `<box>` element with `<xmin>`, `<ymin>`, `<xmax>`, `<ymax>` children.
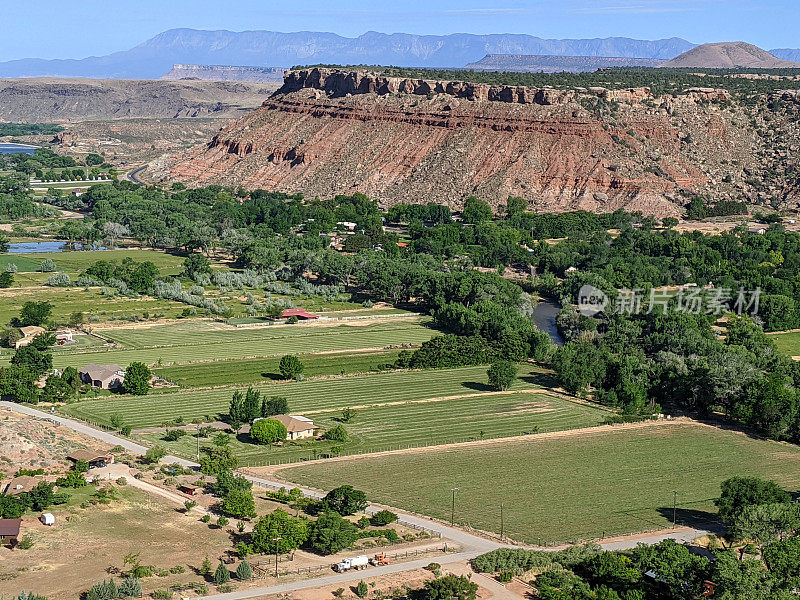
<box><xmin>279</xmin><ymin>355</ymin><xmax>304</xmax><ymax>380</ymax></box>
<box><xmin>322</xmin><ymin>485</ymin><xmax>367</xmax><ymax>516</ymax></box>
<box><xmin>716</xmin><ymin>477</ymin><xmax>791</xmax><ymax>524</ymax></box>
<box><xmin>250</xmin><ymin>418</ymin><xmax>288</xmax><ymax>444</ymax></box>
<box><xmin>124</xmin><ymin>362</ymin><xmax>151</xmax><ymax>395</ymax></box>
<box><xmin>487</xmin><ymin>360</ymin><xmax>518</xmax><ymax>391</ymax></box>
<box><xmin>17</xmin><ymin>301</ymin><xmax>51</xmax><ymax>326</ymax></box>
<box><xmin>306</xmin><ymin>511</ymin><xmax>359</xmax><ymax>555</ymax></box>
<box><xmin>251</xmin><ymin>509</ymin><xmax>311</xmax><ymax>554</ymax></box>
<box><xmin>11</xmin><ymin>345</ymin><xmax>52</xmax><ymax>377</ymax></box>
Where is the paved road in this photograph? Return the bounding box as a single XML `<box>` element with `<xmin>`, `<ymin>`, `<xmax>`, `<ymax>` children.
<box><xmin>2</xmin><ymin>402</ymin><xmax>711</xmax><ymax>600</ymax></box>
<box><xmin>126</xmin><ymin>165</ymin><xmax>146</xmax><ymax>184</ymax></box>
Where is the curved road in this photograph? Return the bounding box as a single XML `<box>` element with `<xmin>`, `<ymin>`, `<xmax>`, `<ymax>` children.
<box><xmin>1</xmin><ymin>402</ymin><xmax>710</xmax><ymax>600</ymax></box>
<box><xmin>126</xmin><ymin>165</ymin><xmax>146</xmax><ymax>184</ymax></box>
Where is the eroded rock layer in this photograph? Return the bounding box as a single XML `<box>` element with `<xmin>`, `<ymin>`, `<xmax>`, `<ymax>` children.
<box><xmin>169</xmin><ymin>68</ymin><xmax>799</xmax><ymax>216</ymax></box>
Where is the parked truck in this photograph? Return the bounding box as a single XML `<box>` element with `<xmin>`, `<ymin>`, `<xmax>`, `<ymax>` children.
<box><xmin>333</xmin><ymin>555</ymin><xmax>369</xmax><ymax>572</ymax></box>
<box><xmin>370</xmin><ymin>553</ymin><xmax>390</xmax><ymax>566</ymax></box>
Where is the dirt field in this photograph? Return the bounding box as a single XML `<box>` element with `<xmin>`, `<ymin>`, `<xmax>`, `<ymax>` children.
<box><xmin>0</xmin><ymin>409</ymin><xmax>111</xmax><ymax>477</ymax></box>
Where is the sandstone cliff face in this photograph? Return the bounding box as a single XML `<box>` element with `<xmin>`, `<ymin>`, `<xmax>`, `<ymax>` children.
<box><xmin>167</xmin><ymin>69</ymin><xmax>783</xmax><ymax>216</ymax></box>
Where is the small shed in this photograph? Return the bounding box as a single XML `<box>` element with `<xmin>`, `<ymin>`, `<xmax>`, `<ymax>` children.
<box><xmin>40</xmin><ymin>512</ymin><xmax>55</xmax><ymax>526</ymax></box>
<box><xmin>178</xmin><ymin>483</ymin><xmax>200</xmax><ymax>496</ymax></box>
<box><xmin>0</xmin><ymin>518</ymin><xmax>22</xmax><ymax>546</ymax></box>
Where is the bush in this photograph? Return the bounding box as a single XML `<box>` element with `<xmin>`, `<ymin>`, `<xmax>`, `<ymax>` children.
<box><xmin>47</xmin><ymin>273</ymin><xmax>71</xmax><ymax>287</ymax></box>
<box><xmin>370</xmin><ymin>510</ymin><xmax>398</xmax><ymax>526</ymax></box>
<box><xmin>217</xmin><ymin>516</ymin><xmax>229</xmax><ymax>527</ymax></box>
<box><xmin>201</xmin><ymin>514</ymin><xmax>211</xmax><ymax>523</ymax></box>
<box><xmin>144</xmin><ymin>445</ymin><xmax>167</xmax><ymax>464</ymax></box>
<box><xmin>116</xmin><ymin>477</ymin><xmax>127</xmax><ymax>486</ymax></box>
<box><xmin>355</xmin><ymin>581</ymin><xmax>368</xmax><ymax>598</ymax></box>
<box><xmin>118</xmin><ymin>576</ymin><xmax>142</xmax><ymax>597</ymax></box>
<box><xmin>17</xmin><ymin>534</ymin><xmax>34</xmax><ymax>550</ymax></box>
<box><xmin>324</xmin><ymin>424</ymin><xmax>348</xmax><ymax>442</ymax></box>
<box><xmin>40</xmin><ymin>259</ymin><xmax>57</xmax><ymax>273</ymax></box>
<box><xmin>250</xmin><ymin>418</ymin><xmax>287</xmax><ymax>444</ymax></box>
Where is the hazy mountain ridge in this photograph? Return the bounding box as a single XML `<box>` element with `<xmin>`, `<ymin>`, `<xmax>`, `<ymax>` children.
<box><xmin>465</xmin><ymin>54</ymin><xmax>665</xmax><ymax>73</ymax></box>
<box><xmin>0</xmin><ymin>29</ymin><xmax>698</xmax><ymax>78</ymax></box>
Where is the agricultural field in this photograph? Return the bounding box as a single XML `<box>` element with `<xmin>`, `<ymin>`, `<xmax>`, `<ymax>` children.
<box><xmin>49</xmin><ymin>319</ymin><xmax>435</xmax><ymax>369</ymax></box>
<box><xmin>0</xmin><ymin>248</ymin><xmax>185</xmax><ymax>274</ymax></box>
<box><xmin>276</xmin><ymin>422</ymin><xmax>800</xmax><ymax>544</ymax></box>
<box><xmin>62</xmin><ymin>363</ymin><xmax>555</xmax><ymax>428</ymax></box>
<box><xmin>768</xmin><ymin>330</ymin><xmax>800</xmax><ymax>356</ymax></box>
<box><xmin>0</xmin><ymin>286</ymin><xmax>189</xmax><ymax>331</ymax></box>
<box><xmin>137</xmin><ymin>390</ymin><xmax>608</xmax><ymax>464</ymax></box>
<box><xmin>153</xmin><ymin>349</ymin><xmax>404</xmax><ymax>388</ymax></box>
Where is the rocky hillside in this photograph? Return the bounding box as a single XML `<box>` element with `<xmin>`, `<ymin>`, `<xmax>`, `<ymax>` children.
<box><xmin>661</xmin><ymin>42</ymin><xmax>800</xmax><ymax>69</ymax></box>
<box><xmin>167</xmin><ymin>67</ymin><xmax>800</xmax><ymax>216</ymax></box>
<box><xmin>0</xmin><ymin>78</ymin><xmax>278</xmax><ymax>122</ymax></box>
<box><xmin>162</xmin><ymin>64</ymin><xmax>285</xmax><ymax>83</ymax></box>
<box><xmin>465</xmin><ymin>54</ymin><xmax>665</xmax><ymax>73</ymax></box>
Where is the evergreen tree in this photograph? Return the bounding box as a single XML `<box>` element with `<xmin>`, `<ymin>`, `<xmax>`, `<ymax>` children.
<box><xmin>235</xmin><ymin>559</ymin><xmax>252</xmax><ymax>580</ymax></box>
<box><xmin>214</xmin><ymin>562</ymin><xmax>231</xmax><ymax>585</ymax></box>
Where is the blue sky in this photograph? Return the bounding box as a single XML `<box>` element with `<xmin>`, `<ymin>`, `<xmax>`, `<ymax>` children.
<box><xmin>0</xmin><ymin>0</ymin><xmax>797</xmax><ymax>61</ymax></box>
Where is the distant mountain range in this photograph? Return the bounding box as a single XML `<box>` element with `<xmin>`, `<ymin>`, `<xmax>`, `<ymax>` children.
<box><xmin>465</xmin><ymin>54</ymin><xmax>665</xmax><ymax>73</ymax></box>
<box><xmin>1</xmin><ymin>30</ymin><xmax>798</xmax><ymax>80</ymax></box>
<box><xmin>0</xmin><ymin>29</ymin><xmax>699</xmax><ymax>78</ymax></box>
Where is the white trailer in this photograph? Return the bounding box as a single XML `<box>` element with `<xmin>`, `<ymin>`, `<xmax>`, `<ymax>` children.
<box><xmin>333</xmin><ymin>555</ymin><xmax>369</xmax><ymax>572</ymax></box>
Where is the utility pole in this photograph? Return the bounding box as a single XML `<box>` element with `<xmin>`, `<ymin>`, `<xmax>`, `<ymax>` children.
<box><xmin>196</xmin><ymin>423</ymin><xmax>200</xmax><ymax>460</ymax></box>
<box><xmin>673</xmin><ymin>491</ymin><xmax>678</xmax><ymax>529</ymax></box>
<box><xmin>450</xmin><ymin>488</ymin><xmax>459</xmax><ymax>526</ymax></box>
<box><xmin>274</xmin><ymin>536</ymin><xmax>282</xmax><ymax>578</ymax></box>
<box><xmin>500</xmin><ymin>503</ymin><xmax>504</xmax><ymax>540</ymax></box>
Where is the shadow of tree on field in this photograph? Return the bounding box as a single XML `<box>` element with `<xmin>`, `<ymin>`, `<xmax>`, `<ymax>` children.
<box><xmin>655</xmin><ymin>506</ymin><xmax>725</xmax><ymax>533</ymax></box>
<box><xmin>461</xmin><ymin>381</ymin><xmax>494</xmax><ymax>392</ymax></box>
<box><xmin>520</xmin><ymin>372</ymin><xmax>560</xmax><ymax>389</ymax></box>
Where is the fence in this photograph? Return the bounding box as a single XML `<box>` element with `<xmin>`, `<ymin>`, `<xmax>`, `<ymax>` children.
<box><xmin>251</xmin><ymin>545</ymin><xmax>451</xmax><ymax>579</ymax></box>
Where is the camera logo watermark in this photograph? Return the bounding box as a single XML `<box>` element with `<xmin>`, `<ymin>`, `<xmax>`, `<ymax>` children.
<box><xmin>578</xmin><ymin>285</ymin><xmax>609</xmax><ymax>316</ymax></box>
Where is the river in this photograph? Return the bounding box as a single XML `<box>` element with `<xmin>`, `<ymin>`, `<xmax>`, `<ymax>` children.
<box><xmin>533</xmin><ymin>298</ymin><xmax>564</xmax><ymax>346</ymax></box>
<box><xmin>0</xmin><ymin>143</ymin><xmax>38</xmax><ymax>155</ymax></box>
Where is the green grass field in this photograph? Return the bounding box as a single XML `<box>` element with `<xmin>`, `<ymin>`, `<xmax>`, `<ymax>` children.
<box><xmin>769</xmin><ymin>331</ymin><xmax>800</xmax><ymax>356</ymax></box>
<box><xmin>51</xmin><ymin>320</ymin><xmax>436</xmax><ymax>369</ymax></box>
<box><xmin>61</xmin><ymin>363</ymin><xmax>554</xmax><ymax>428</ymax></box>
<box><xmin>0</xmin><ymin>287</ymin><xmax>189</xmax><ymax>329</ymax></box>
<box><xmin>0</xmin><ymin>249</ymin><xmax>185</xmax><ymax>273</ymax></box>
<box><xmin>153</xmin><ymin>349</ymin><xmax>403</xmax><ymax>388</ymax></box>
<box><xmin>277</xmin><ymin>423</ymin><xmax>800</xmax><ymax>544</ymax></box>
<box><xmin>138</xmin><ymin>390</ymin><xmax>608</xmax><ymax>464</ymax></box>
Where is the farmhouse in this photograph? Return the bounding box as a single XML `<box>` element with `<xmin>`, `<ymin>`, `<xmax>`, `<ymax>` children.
<box><xmin>272</xmin><ymin>415</ymin><xmax>320</xmax><ymax>440</ymax></box>
<box><xmin>79</xmin><ymin>364</ymin><xmax>125</xmax><ymax>389</ymax></box>
<box><xmin>55</xmin><ymin>329</ymin><xmax>75</xmax><ymax>344</ymax></box>
<box><xmin>0</xmin><ymin>519</ymin><xmax>22</xmax><ymax>547</ymax></box>
<box><xmin>3</xmin><ymin>475</ymin><xmax>39</xmax><ymax>496</ymax></box>
<box><xmin>281</xmin><ymin>308</ymin><xmax>319</xmax><ymax>321</ymax></box>
<box><xmin>67</xmin><ymin>449</ymin><xmax>114</xmax><ymax>468</ymax></box>
<box><xmin>15</xmin><ymin>325</ymin><xmax>46</xmax><ymax>349</ymax></box>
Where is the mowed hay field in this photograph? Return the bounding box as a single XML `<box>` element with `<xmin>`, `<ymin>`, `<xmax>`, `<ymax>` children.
<box><xmin>50</xmin><ymin>319</ymin><xmax>436</xmax><ymax>369</ymax></box>
<box><xmin>137</xmin><ymin>390</ymin><xmax>609</xmax><ymax>463</ymax></box>
<box><xmin>769</xmin><ymin>331</ymin><xmax>800</xmax><ymax>356</ymax></box>
<box><xmin>276</xmin><ymin>423</ymin><xmax>800</xmax><ymax>544</ymax></box>
<box><xmin>62</xmin><ymin>363</ymin><xmax>554</xmax><ymax>428</ymax></box>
